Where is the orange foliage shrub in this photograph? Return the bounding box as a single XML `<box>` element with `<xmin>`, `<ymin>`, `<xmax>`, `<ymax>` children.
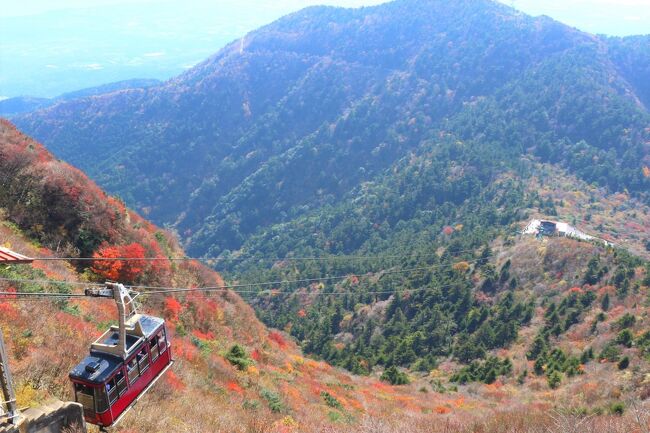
<box><xmin>452</xmin><ymin>261</ymin><xmax>470</xmax><ymax>273</ymax></box>
<box><xmin>91</xmin><ymin>242</ymin><xmax>146</xmax><ymax>283</ymax></box>
<box><xmin>164</xmin><ymin>297</ymin><xmax>183</xmax><ymax>321</ymax></box>
<box><xmin>281</xmin><ymin>383</ymin><xmax>304</xmax><ymax>407</ymax></box>
<box><xmin>192</xmin><ymin>329</ymin><xmax>215</xmax><ymax>341</ymax></box>
<box><xmin>0</xmin><ymin>302</ymin><xmax>19</xmax><ymax>321</ymax></box>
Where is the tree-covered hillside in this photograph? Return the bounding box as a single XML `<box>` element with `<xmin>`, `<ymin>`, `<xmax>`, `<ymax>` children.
<box><xmin>13</xmin><ymin>0</ymin><xmax>650</xmax><ymax>260</ymax></box>
<box><xmin>4</xmin><ymin>0</ymin><xmax>650</xmax><ymax>422</ymax></box>
<box><xmin>4</xmin><ymin>120</ymin><xmax>493</xmax><ymax>432</ymax></box>
<box><xmin>4</xmin><ymin>121</ymin><xmax>646</xmax><ymax>433</ymax></box>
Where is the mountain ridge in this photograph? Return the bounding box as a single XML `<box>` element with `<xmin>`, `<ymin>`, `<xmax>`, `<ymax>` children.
<box><xmin>0</xmin><ymin>79</ymin><xmax>161</xmax><ymax>117</ymax></box>
<box><xmin>13</xmin><ymin>0</ymin><xmax>649</xmax><ymax>260</ymax></box>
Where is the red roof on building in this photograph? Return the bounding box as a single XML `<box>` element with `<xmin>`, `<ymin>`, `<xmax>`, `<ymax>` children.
<box><xmin>0</xmin><ymin>247</ymin><xmax>33</xmax><ymax>264</ymax></box>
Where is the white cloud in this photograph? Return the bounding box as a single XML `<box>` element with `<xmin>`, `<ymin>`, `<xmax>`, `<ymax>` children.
<box><xmin>143</xmin><ymin>51</ymin><xmax>165</xmax><ymax>57</ymax></box>
<box><xmin>82</xmin><ymin>63</ymin><xmax>103</xmax><ymax>70</ymax></box>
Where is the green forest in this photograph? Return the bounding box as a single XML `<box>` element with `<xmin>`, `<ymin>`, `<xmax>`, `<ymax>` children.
<box><xmin>11</xmin><ymin>0</ymin><xmax>650</xmax><ymax>381</ymax></box>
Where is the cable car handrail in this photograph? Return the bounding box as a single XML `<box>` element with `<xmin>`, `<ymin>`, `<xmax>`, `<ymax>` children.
<box><xmin>87</xmin><ymin>283</ymin><xmax>141</xmax><ymax>360</ymax></box>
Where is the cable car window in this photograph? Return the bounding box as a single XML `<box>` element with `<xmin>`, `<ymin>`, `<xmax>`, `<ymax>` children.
<box><xmin>149</xmin><ymin>337</ymin><xmax>159</xmax><ymax>361</ymax></box>
<box><xmin>158</xmin><ymin>330</ymin><xmax>167</xmax><ymax>354</ymax></box>
<box><xmin>95</xmin><ymin>386</ymin><xmax>109</xmax><ymax>413</ymax></box>
<box><xmin>74</xmin><ymin>383</ymin><xmax>95</xmax><ymax>414</ymax></box>
<box><xmin>115</xmin><ymin>368</ymin><xmax>127</xmax><ymax>395</ymax></box>
<box><xmin>127</xmin><ymin>358</ymin><xmax>139</xmax><ymax>384</ymax></box>
<box><xmin>137</xmin><ymin>347</ymin><xmax>150</xmax><ymax>373</ymax></box>
<box><xmin>106</xmin><ymin>377</ymin><xmax>118</xmax><ymax>404</ymax></box>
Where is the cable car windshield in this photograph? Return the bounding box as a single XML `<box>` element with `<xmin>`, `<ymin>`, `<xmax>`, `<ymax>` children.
<box><xmin>74</xmin><ymin>383</ymin><xmax>95</xmax><ymax>414</ymax></box>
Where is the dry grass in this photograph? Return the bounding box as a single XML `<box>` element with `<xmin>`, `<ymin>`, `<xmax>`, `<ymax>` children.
<box><xmin>312</xmin><ymin>405</ymin><xmax>650</xmax><ymax>433</ymax></box>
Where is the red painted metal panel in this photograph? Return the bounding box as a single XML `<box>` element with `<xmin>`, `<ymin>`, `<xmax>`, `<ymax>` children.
<box><xmin>71</xmin><ymin>338</ymin><xmax>173</xmax><ymax>427</ymax></box>
<box><xmin>0</xmin><ymin>247</ymin><xmax>33</xmax><ymax>264</ymax></box>
<box><xmin>96</xmin><ymin>346</ymin><xmax>172</xmax><ymax>427</ymax></box>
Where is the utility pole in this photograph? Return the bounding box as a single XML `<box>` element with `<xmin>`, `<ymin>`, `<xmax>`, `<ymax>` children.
<box><xmin>0</xmin><ymin>329</ymin><xmax>18</xmax><ymax>425</ymax></box>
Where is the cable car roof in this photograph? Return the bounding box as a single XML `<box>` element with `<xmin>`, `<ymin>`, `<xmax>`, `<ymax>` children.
<box><xmin>71</xmin><ymin>314</ymin><xmax>165</xmax><ymax>384</ymax></box>
<box><xmin>70</xmin><ymin>352</ymin><xmax>123</xmax><ymax>384</ymax></box>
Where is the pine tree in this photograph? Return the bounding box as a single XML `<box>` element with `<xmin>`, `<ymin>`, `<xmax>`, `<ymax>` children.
<box><xmin>601</xmin><ymin>293</ymin><xmax>610</xmax><ymax>311</ymax></box>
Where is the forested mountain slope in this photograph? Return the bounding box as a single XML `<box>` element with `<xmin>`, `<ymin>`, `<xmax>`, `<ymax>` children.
<box><xmin>1</xmin><ymin>120</ymin><xmax>479</xmax><ymax>432</ymax></box>
<box><xmin>13</xmin><ymin>0</ymin><xmax>650</xmax><ymax>259</ymax></box>
<box><xmin>2</xmin><ymin>122</ymin><xmax>649</xmax><ymax>432</ymax></box>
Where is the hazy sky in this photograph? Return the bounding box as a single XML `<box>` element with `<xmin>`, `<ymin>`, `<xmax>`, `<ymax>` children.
<box><xmin>2</xmin><ymin>0</ymin><xmax>649</xmax><ymax>36</ymax></box>
<box><xmin>2</xmin><ymin>0</ymin><xmax>383</xmax><ymax>18</ymax></box>
<box><xmin>1</xmin><ymin>0</ymin><xmax>648</xmax><ymax>98</ymax></box>
<box><xmin>509</xmin><ymin>0</ymin><xmax>650</xmax><ymax>36</ymax></box>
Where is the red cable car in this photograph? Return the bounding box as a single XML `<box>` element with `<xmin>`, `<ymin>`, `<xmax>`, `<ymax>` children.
<box><xmin>69</xmin><ymin>283</ymin><xmax>174</xmax><ymax>428</ymax></box>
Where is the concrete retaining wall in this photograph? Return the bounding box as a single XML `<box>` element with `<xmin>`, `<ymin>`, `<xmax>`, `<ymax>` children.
<box><xmin>2</xmin><ymin>401</ymin><xmax>86</xmax><ymax>433</ymax></box>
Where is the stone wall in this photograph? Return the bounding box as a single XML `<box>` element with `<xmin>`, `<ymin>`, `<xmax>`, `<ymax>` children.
<box><xmin>2</xmin><ymin>401</ymin><xmax>86</xmax><ymax>433</ymax></box>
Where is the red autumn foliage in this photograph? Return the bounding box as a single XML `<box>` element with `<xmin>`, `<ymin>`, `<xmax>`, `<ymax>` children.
<box><xmin>192</xmin><ymin>329</ymin><xmax>215</xmax><ymax>341</ymax></box>
<box><xmin>165</xmin><ymin>370</ymin><xmax>185</xmax><ymax>391</ymax></box>
<box><xmin>0</xmin><ymin>121</ymin><xmax>190</xmax><ymax>287</ymax></box>
<box><xmin>0</xmin><ymin>287</ymin><xmax>16</xmax><ymax>299</ymax></box>
<box><xmin>174</xmin><ymin>338</ymin><xmax>199</xmax><ymax>362</ymax></box>
<box><xmin>226</xmin><ymin>381</ymin><xmax>244</xmax><ymax>394</ymax></box>
<box><xmin>143</xmin><ymin>239</ymin><xmax>172</xmax><ymax>285</ymax></box>
<box><xmin>184</xmin><ymin>292</ymin><xmax>222</xmax><ymax>332</ymax></box>
<box><xmin>268</xmin><ymin>331</ymin><xmax>288</xmax><ymax>349</ymax></box>
<box><xmin>0</xmin><ymin>302</ymin><xmax>19</xmax><ymax>321</ymax></box>
<box><xmin>91</xmin><ymin>242</ymin><xmax>146</xmax><ymax>283</ymax></box>
<box><xmin>442</xmin><ymin>225</ymin><xmax>455</xmax><ymax>235</ymax></box>
<box><xmin>372</xmin><ymin>381</ymin><xmax>392</xmax><ymax>392</ymax></box>
<box><xmin>164</xmin><ymin>297</ymin><xmax>183</xmax><ymax>322</ymax></box>
<box><xmin>297</xmin><ymin>309</ymin><xmax>307</xmax><ymax>318</ymax></box>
